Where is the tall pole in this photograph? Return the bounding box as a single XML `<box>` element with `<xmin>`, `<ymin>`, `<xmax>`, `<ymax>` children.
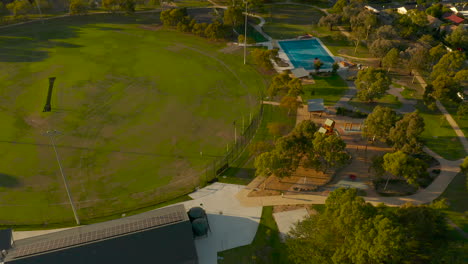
<box><xmin>243</xmin><ymin>0</ymin><xmax>248</xmax><ymax>65</ymax></box>
<box><xmin>34</xmin><ymin>0</ymin><xmax>44</xmax><ymax>24</ymax></box>
<box><xmin>47</xmin><ymin>130</ymin><xmax>80</xmax><ymax>225</ymax></box>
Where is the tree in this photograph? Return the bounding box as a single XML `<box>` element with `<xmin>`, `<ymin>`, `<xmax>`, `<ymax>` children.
<box><xmin>370</xmin><ymin>38</ymin><xmax>396</xmax><ymax>62</ymax></box>
<box><xmin>69</xmin><ymin>0</ymin><xmax>88</xmax><ymax>14</ymax></box>
<box><xmin>383</xmin><ymin>151</ymin><xmax>428</xmax><ymax>186</ymax></box>
<box><xmin>310</xmin><ymin>132</ymin><xmax>350</xmax><ymax>172</ymax></box>
<box><xmin>268</xmin><ymin>73</ymin><xmax>302</xmax><ymax>97</ymax></box>
<box><xmin>267</xmin><ymin>122</ymin><xmax>289</xmax><ymax>138</ymax></box>
<box><xmin>102</xmin><ymin>0</ymin><xmax>119</xmax><ymax>12</ymax></box>
<box><xmin>192</xmin><ymin>22</ymin><xmax>207</xmax><ymax>37</ymax></box>
<box><xmin>332</xmin><ymin>62</ymin><xmax>339</xmax><ymax>74</ymax></box>
<box><xmin>432</xmin><ymin>75</ymin><xmax>460</xmax><ymax>101</ymax></box>
<box><xmin>248</xmin><ymin>141</ymin><xmax>271</xmax><ymax>156</ymax></box>
<box><xmin>313</xmin><ymin>58</ymin><xmax>323</xmax><ymax>73</ymax></box>
<box><xmin>429</xmin><ymin>43</ymin><xmax>447</xmax><ymax>66</ymax></box>
<box><xmin>119</xmin><ymin>0</ymin><xmax>135</xmax><ymax>14</ymax></box>
<box><xmin>6</xmin><ymin>0</ymin><xmax>32</xmax><ymax>16</ymax></box>
<box><xmin>374</xmin><ymin>25</ymin><xmax>398</xmax><ymax>40</ymax></box>
<box><xmin>280</xmin><ymin>96</ymin><xmax>301</xmax><ymax>115</ymax></box>
<box><xmin>363</xmin><ymin>106</ymin><xmax>398</xmax><ymax>142</ymax></box>
<box><xmin>445</xmin><ymin>25</ymin><xmax>468</xmax><ymax>50</ymax></box>
<box><xmin>406</xmin><ymin>45</ymin><xmax>430</xmax><ymax>73</ymax></box>
<box><xmin>223</xmin><ymin>5</ymin><xmax>243</xmax><ymax>27</ymax></box>
<box><xmin>160</xmin><ymin>8</ymin><xmax>188</xmax><ymax>27</ymax></box>
<box><xmin>457</xmin><ymin>103</ymin><xmax>468</xmax><ymax>119</ymax></box>
<box><xmin>237</xmin><ymin>34</ymin><xmax>254</xmax><ymax>44</ymax></box>
<box><xmin>418</xmin><ymin>34</ymin><xmax>437</xmax><ymax>47</ymax></box>
<box><xmin>423</xmin><ymin>84</ymin><xmax>437</xmax><ymax>110</ymax></box>
<box><xmin>350</xmin><ymin>10</ymin><xmax>377</xmax><ymax>41</ymax></box>
<box><xmin>355</xmin><ymin>67</ymin><xmax>392</xmax><ymax>102</ymax></box>
<box><xmin>251</xmin><ymin>48</ymin><xmax>277</xmax><ymax>70</ymax></box>
<box><xmin>461</xmin><ymin>156</ymin><xmax>468</xmax><ymax>175</ymax></box>
<box><xmin>408</xmin><ymin>10</ymin><xmax>428</xmax><ymax>27</ymax></box>
<box><xmin>332</xmin><ymin>0</ymin><xmax>346</xmax><ymax>13</ymax></box>
<box><xmin>426</xmin><ymin>3</ymin><xmax>451</xmax><ymax>18</ymax></box>
<box><xmin>318</xmin><ymin>14</ymin><xmax>342</xmax><ymax>31</ymax></box>
<box><xmin>204</xmin><ymin>21</ymin><xmax>225</xmax><ymax>40</ymax></box>
<box><xmin>389</xmin><ymin>111</ymin><xmax>425</xmax><ymax>153</ymax></box>
<box><xmin>430</xmin><ymin>51</ymin><xmax>466</xmax><ymax>80</ymax></box>
<box><xmin>382</xmin><ymin>48</ymin><xmax>399</xmax><ymax>72</ymax></box>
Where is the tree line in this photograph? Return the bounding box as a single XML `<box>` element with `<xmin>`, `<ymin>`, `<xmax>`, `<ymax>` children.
<box><xmin>287</xmin><ymin>188</ymin><xmax>463</xmax><ymax>263</ymax></box>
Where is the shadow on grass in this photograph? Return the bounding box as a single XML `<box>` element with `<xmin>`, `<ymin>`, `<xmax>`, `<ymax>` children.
<box><xmin>0</xmin><ymin>13</ymin><xmax>160</xmax><ymax>62</ymax></box>
<box><xmin>0</xmin><ymin>173</ymin><xmax>21</xmax><ymax>188</ymax></box>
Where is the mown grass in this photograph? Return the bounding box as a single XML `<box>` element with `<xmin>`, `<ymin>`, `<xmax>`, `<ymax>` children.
<box><xmin>440</xmin><ymin>172</ymin><xmax>468</xmax><ymax>233</ymax></box>
<box><xmin>260</xmin><ymin>4</ymin><xmax>325</xmax><ymax>39</ymax></box>
<box><xmin>0</xmin><ymin>13</ymin><xmax>267</xmax><ymax>224</ymax></box>
<box><xmin>302</xmin><ymin>74</ymin><xmax>348</xmax><ymax>106</ymax></box>
<box><xmin>348</xmin><ymin>94</ymin><xmax>402</xmax><ymax>112</ymax></box>
<box><xmin>218</xmin><ymin>206</ymin><xmax>290</xmax><ymax>264</ymax></box>
<box><xmin>415</xmin><ymin>101</ymin><xmax>467</xmax><ymax>160</ymax></box>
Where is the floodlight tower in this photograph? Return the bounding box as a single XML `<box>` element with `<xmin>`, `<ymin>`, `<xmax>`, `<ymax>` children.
<box><xmin>243</xmin><ymin>0</ymin><xmax>248</xmax><ymax>65</ymax></box>
<box><xmin>46</xmin><ymin>130</ymin><xmax>81</xmax><ymax>225</ymax></box>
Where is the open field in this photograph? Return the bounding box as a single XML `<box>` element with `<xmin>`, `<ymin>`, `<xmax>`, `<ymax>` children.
<box><xmin>260</xmin><ymin>4</ymin><xmax>325</xmax><ymax>39</ymax></box>
<box><xmin>440</xmin><ymin>172</ymin><xmax>468</xmax><ymax>233</ymax></box>
<box><xmin>0</xmin><ymin>14</ymin><xmax>266</xmax><ymax>224</ymax></box>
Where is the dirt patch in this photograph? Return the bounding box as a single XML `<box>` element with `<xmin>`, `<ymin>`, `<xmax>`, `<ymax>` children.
<box><xmin>139</xmin><ymin>24</ymin><xmax>163</xmax><ymax>31</ymax></box>
<box><xmin>273</xmin><ymin>204</ymin><xmax>317</xmax><ymax>215</ymax></box>
<box><xmin>219</xmin><ymin>44</ymin><xmax>242</xmax><ymax>54</ymax></box>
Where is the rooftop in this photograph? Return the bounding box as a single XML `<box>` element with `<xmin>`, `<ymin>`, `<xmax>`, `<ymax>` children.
<box><xmin>5</xmin><ymin>204</ymin><xmax>198</xmax><ymax>264</ymax></box>
<box><xmin>307</xmin><ymin>99</ymin><xmax>325</xmax><ymax>112</ymax></box>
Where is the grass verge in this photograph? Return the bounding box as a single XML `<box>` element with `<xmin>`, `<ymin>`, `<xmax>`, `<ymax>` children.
<box><xmin>348</xmin><ymin>94</ymin><xmax>402</xmax><ymax>112</ymax></box>
<box><xmin>302</xmin><ymin>74</ymin><xmax>348</xmax><ymax>106</ymax></box>
<box><xmin>218</xmin><ymin>206</ymin><xmax>289</xmax><ymax>264</ymax></box>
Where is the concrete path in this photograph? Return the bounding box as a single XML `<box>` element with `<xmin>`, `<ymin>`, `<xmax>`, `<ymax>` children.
<box><xmin>262</xmin><ymin>100</ymin><xmax>280</xmax><ymax>106</ymax></box>
<box><xmin>387</xmin><ymin>85</ymin><xmax>417</xmax><ymax>114</ymax></box>
<box><xmin>273</xmin><ymin>208</ymin><xmax>308</xmax><ymax>241</ymax></box>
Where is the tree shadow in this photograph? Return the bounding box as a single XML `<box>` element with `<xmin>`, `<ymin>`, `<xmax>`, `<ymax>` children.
<box><xmin>0</xmin><ymin>13</ymin><xmax>160</xmax><ymax>63</ymax></box>
<box><xmin>0</xmin><ymin>173</ymin><xmax>21</xmax><ymax>188</ymax></box>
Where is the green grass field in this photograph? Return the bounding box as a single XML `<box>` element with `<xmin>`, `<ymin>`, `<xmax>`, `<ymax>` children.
<box><xmin>440</xmin><ymin>172</ymin><xmax>468</xmax><ymax>233</ymax></box>
<box><xmin>415</xmin><ymin>101</ymin><xmax>466</xmax><ymax>160</ymax></box>
<box><xmin>260</xmin><ymin>4</ymin><xmax>325</xmax><ymax>39</ymax></box>
<box><xmin>348</xmin><ymin>94</ymin><xmax>402</xmax><ymax>112</ymax></box>
<box><xmin>302</xmin><ymin>75</ymin><xmax>348</xmax><ymax>106</ymax></box>
<box><xmin>0</xmin><ymin>14</ymin><xmax>267</xmax><ymax>224</ymax></box>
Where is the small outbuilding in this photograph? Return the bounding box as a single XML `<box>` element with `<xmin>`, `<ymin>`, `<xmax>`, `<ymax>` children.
<box><xmin>307</xmin><ymin>99</ymin><xmax>325</xmax><ymax>117</ymax></box>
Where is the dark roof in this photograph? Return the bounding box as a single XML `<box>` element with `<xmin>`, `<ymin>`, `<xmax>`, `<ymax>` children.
<box><xmin>308</xmin><ymin>99</ymin><xmax>325</xmax><ymax>112</ymax></box>
<box><xmin>5</xmin><ymin>205</ymin><xmax>198</xmax><ymax>264</ymax></box>
<box><xmin>0</xmin><ymin>229</ymin><xmax>12</xmax><ymax>251</ymax></box>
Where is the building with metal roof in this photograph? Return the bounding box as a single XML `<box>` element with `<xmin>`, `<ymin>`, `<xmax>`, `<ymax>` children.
<box><xmin>1</xmin><ymin>204</ymin><xmax>198</xmax><ymax>264</ymax></box>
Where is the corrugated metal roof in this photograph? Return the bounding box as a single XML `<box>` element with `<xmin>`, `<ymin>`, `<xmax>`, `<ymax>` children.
<box><xmin>307</xmin><ymin>99</ymin><xmax>325</xmax><ymax>112</ymax></box>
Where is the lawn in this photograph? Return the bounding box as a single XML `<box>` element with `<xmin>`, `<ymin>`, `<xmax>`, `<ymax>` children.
<box><xmin>348</xmin><ymin>94</ymin><xmax>402</xmax><ymax>113</ymax></box>
<box><xmin>218</xmin><ymin>206</ymin><xmax>290</xmax><ymax>264</ymax></box>
<box><xmin>260</xmin><ymin>4</ymin><xmax>325</xmax><ymax>39</ymax></box>
<box><xmin>302</xmin><ymin>74</ymin><xmax>348</xmax><ymax>106</ymax></box>
<box><xmin>441</xmin><ymin>100</ymin><xmax>468</xmax><ymax>138</ymax></box>
<box><xmin>439</xmin><ymin>172</ymin><xmax>468</xmax><ymax>233</ymax></box>
<box><xmin>415</xmin><ymin>101</ymin><xmax>467</xmax><ymax>160</ymax></box>
<box><xmin>0</xmin><ymin>14</ymin><xmax>266</xmax><ymax>225</ymax></box>
<box><xmin>219</xmin><ymin>104</ymin><xmax>296</xmax><ymax>184</ymax></box>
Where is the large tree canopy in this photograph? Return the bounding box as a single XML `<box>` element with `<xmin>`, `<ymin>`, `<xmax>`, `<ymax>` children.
<box><xmin>389</xmin><ymin>111</ymin><xmax>425</xmax><ymax>153</ymax></box>
<box><xmin>355</xmin><ymin>67</ymin><xmax>392</xmax><ymax>102</ymax></box>
<box><xmin>363</xmin><ymin>106</ymin><xmax>398</xmax><ymax>142</ymax></box>
<box><xmin>286</xmin><ymin>188</ymin><xmax>451</xmax><ymax>264</ymax></box>
<box><xmin>383</xmin><ymin>151</ymin><xmax>428</xmax><ymax>186</ymax></box>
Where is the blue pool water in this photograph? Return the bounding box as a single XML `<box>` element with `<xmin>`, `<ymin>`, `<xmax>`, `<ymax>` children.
<box><xmin>279</xmin><ymin>39</ymin><xmax>335</xmax><ymax>71</ymax></box>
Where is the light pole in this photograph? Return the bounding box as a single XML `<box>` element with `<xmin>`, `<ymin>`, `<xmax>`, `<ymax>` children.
<box><xmin>243</xmin><ymin>0</ymin><xmax>248</xmax><ymax>65</ymax></box>
<box><xmin>34</xmin><ymin>0</ymin><xmax>45</xmax><ymax>24</ymax></box>
<box><xmin>46</xmin><ymin>130</ymin><xmax>80</xmax><ymax>225</ymax></box>
<box><xmin>233</xmin><ymin>121</ymin><xmax>237</xmax><ymax>145</ymax></box>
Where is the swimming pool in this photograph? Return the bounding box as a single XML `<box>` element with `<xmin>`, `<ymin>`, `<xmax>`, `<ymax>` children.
<box><xmin>278</xmin><ymin>39</ymin><xmax>335</xmax><ymax>71</ymax></box>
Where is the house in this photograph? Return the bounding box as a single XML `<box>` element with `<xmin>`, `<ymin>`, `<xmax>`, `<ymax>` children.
<box><xmin>397</xmin><ymin>5</ymin><xmax>425</xmax><ymax>15</ymax></box>
<box><xmin>443</xmin><ymin>13</ymin><xmax>465</xmax><ymax>24</ymax></box>
<box><xmin>427</xmin><ymin>15</ymin><xmax>443</xmax><ymax>28</ymax></box>
<box><xmin>0</xmin><ymin>205</ymin><xmax>199</xmax><ymax>264</ymax></box>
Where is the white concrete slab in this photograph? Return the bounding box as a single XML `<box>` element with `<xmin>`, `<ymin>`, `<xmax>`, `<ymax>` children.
<box><xmin>273</xmin><ymin>208</ymin><xmax>309</xmax><ymax>242</ymax></box>
<box><xmin>335</xmin><ymin>179</ymin><xmax>369</xmax><ymax>190</ymax></box>
<box><xmin>181</xmin><ymin>183</ymin><xmax>262</xmax><ymax>264</ymax></box>
<box><xmin>12</xmin><ymin>227</ymin><xmax>76</xmax><ymax>241</ymax></box>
